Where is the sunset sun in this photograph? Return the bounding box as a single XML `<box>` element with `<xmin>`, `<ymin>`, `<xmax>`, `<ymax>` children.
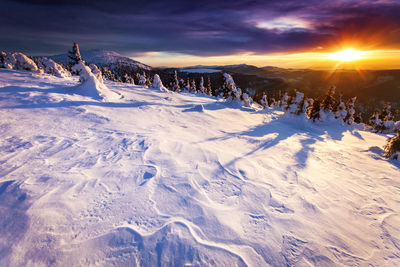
<box><xmin>328</xmin><ymin>49</ymin><xmax>367</xmax><ymax>62</ymax></box>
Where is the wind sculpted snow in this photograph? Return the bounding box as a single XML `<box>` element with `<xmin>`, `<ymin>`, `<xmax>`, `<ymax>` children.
<box><xmin>0</xmin><ymin>69</ymin><xmax>399</xmax><ymax>266</ymax></box>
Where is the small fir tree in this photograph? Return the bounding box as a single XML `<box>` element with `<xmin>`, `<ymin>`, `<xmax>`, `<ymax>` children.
<box><xmin>307</xmin><ymin>99</ymin><xmax>321</xmax><ymax>122</ymax></box>
<box><xmin>207</xmin><ymin>77</ymin><xmax>212</xmax><ymax>96</ymax></box>
<box><xmin>344</xmin><ymin>97</ymin><xmax>357</xmax><ymax>125</ymax></box>
<box><xmin>321</xmin><ymin>86</ymin><xmax>336</xmax><ymax>112</ymax></box>
<box><xmin>260</xmin><ymin>92</ymin><xmax>268</xmax><ymax>108</ymax></box>
<box><xmin>199</xmin><ymin>76</ymin><xmax>205</xmax><ymax>93</ymax></box>
<box><xmin>384</xmin><ymin>131</ymin><xmax>400</xmax><ymax>160</ymax></box>
<box><xmin>173</xmin><ymin>70</ymin><xmax>180</xmax><ymax>92</ymax></box>
<box><xmin>68</xmin><ymin>42</ymin><xmax>83</xmax><ymax>66</ymax></box>
<box><xmin>335</xmin><ymin>95</ymin><xmax>347</xmax><ymax>121</ymax></box>
<box><xmin>190</xmin><ymin>79</ymin><xmax>197</xmax><ymax>93</ymax></box>
<box><xmin>138</xmin><ymin>72</ymin><xmax>147</xmax><ymax>86</ymax></box>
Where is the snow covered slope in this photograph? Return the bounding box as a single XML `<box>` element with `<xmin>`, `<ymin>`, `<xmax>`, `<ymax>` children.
<box><xmin>0</xmin><ymin>69</ymin><xmax>399</xmax><ymax>266</ymax></box>
<box><xmin>50</xmin><ymin>50</ymin><xmax>152</xmax><ymax>70</ymax></box>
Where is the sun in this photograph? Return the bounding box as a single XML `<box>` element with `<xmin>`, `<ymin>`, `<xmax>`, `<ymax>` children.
<box><xmin>328</xmin><ymin>49</ymin><xmax>367</xmax><ymax>62</ymax></box>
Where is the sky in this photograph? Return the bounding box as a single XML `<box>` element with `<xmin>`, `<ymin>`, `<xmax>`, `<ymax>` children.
<box><xmin>2</xmin><ymin>0</ymin><xmax>400</xmax><ymax>69</ymax></box>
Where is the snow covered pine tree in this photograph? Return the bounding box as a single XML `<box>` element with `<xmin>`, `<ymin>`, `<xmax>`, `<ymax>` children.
<box><xmin>68</xmin><ymin>42</ymin><xmax>83</xmax><ymax>66</ymax></box>
<box><xmin>384</xmin><ymin>131</ymin><xmax>400</xmax><ymax>160</ymax></box>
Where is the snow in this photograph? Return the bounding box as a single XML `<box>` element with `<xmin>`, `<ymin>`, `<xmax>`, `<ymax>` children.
<box><xmin>0</xmin><ymin>69</ymin><xmax>400</xmax><ymax>266</ymax></box>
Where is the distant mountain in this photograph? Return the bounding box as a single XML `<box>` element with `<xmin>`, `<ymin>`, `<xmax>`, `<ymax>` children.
<box><xmin>49</xmin><ymin>50</ymin><xmax>152</xmax><ymax>71</ymax></box>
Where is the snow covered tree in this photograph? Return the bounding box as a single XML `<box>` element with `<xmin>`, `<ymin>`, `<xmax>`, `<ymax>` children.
<box><xmin>344</xmin><ymin>97</ymin><xmax>357</xmax><ymax>125</ymax></box>
<box><xmin>270</xmin><ymin>97</ymin><xmax>278</xmax><ymax>108</ymax></box>
<box><xmin>260</xmin><ymin>92</ymin><xmax>268</xmax><ymax>108</ymax></box>
<box><xmin>280</xmin><ymin>92</ymin><xmax>289</xmax><ymax>111</ymax></box>
<box><xmin>152</xmin><ymin>74</ymin><xmax>168</xmax><ymax>91</ymax></box>
<box><xmin>335</xmin><ymin>95</ymin><xmax>347</xmax><ymax>122</ymax></box>
<box><xmin>199</xmin><ymin>76</ymin><xmax>205</xmax><ymax>93</ymax></box>
<box><xmin>288</xmin><ymin>91</ymin><xmax>304</xmax><ymax>115</ymax></box>
<box><xmin>123</xmin><ymin>73</ymin><xmax>134</xmax><ymax>84</ymax></box>
<box><xmin>384</xmin><ymin>131</ymin><xmax>400</xmax><ymax>160</ymax></box>
<box><xmin>321</xmin><ymin>86</ymin><xmax>336</xmax><ymax>112</ymax></box>
<box><xmin>2</xmin><ymin>52</ymin><xmax>39</xmax><ymax>72</ymax></box>
<box><xmin>0</xmin><ymin>51</ymin><xmax>6</xmax><ymax>68</ymax></box>
<box><xmin>101</xmin><ymin>67</ymin><xmax>116</xmax><ymax>81</ymax></box>
<box><xmin>242</xmin><ymin>93</ymin><xmax>253</xmax><ymax>107</ymax></box>
<box><xmin>184</xmin><ymin>78</ymin><xmax>190</xmax><ymax>91</ymax></box>
<box><xmin>354</xmin><ymin>113</ymin><xmax>363</xmax><ymax>124</ymax></box>
<box><xmin>190</xmin><ymin>79</ymin><xmax>197</xmax><ymax>93</ymax></box>
<box><xmin>172</xmin><ymin>70</ymin><xmax>180</xmax><ymax>92</ymax></box>
<box><xmin>222</xmin><ymin>73</ymin><xmax>241</xmax><ymax>100</ymax></box>
<box><xmin>307</xmin><ymin>99</ymin><xmax>321</xmax><ymax>122</ymax></box>
<box><xmin>88</xmin><ymin>64</ymin><xmax>103</xmax><ymax>83</ymax></box>
<box><xmin>370</xmin><ymin>103</ymin><xmax>395</xmax><ymax>133</ymax></box>
<box><xmin>34</xmin><ymin>57</ymin><xmax>70</xmax><ymax>78</ymax></box>
<box><xmin>303</xmin><ymin>98</ymin><xmax>313</xmax><ymax>114</ymax></box>
<box><xmin>138</xmin><ymin>72</ymin><xmax>147</xmax><ymax>86</ymax></box>
<box><xmin>206</xmin><ymin>77</ymin><xmax>212</xmax><ymax>96</ymax></box>
<box><xmin>68</xmin><ymin>42</ymin><xmax>83</xmax><ymax>66</ymax></box>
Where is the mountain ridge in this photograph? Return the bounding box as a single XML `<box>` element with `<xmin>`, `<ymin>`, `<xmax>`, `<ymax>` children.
<box><xmin>49</xmin><ymin>49</ymin><xmax>152</xmax><ymax>71</ymax></box>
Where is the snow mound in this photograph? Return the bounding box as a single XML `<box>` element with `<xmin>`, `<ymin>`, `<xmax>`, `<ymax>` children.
<box><xmin>1</xmin><ymin>52</ymin><xmax>39</xmax><ymax>72</ymax></box>
<box><xmin>35</xmin><ymin>57</ymin><xmax>70</xmax><ymax>78</ymax></box>
<box><xmin>72</xmin><ymin>61</ymin><xmax>119</xmax><ymax>100</ymax></box>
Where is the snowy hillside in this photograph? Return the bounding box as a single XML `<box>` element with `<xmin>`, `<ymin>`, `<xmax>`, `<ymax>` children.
<box><xmin>50</xmin><ymin>50</ymin><xmax>152</xmax><ymax>70</ymax></box>
<box><xmin>0</xmin><ymin>69</ymin><xmax>399</xmax><ymax>266</ymax></box>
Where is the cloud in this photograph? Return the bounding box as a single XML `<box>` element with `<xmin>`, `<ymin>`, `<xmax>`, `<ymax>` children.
<box><xmin>1</xmin><ymin>0</ymin><xmax>400</xmax><ymax>56</ymax></box>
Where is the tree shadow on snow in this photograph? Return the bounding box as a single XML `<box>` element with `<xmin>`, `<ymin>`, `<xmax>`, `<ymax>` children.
<box><xmin>197</xmin><ymin>115</ymin><xmax>348</xmax><ymax>169</ymax></box>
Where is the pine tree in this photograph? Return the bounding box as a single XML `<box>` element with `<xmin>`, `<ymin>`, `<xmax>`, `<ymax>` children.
<box><xmin>199</xmin><ymin>76</ymin><xmax>205</xmax><ymax>93</ymax></box>
<box><xmin>206</xmin><ymin>77</ymin><xmax>212</xmax><ymax>96</ymax></box>
<box><xmin>281</xmin><ymin>92</ymin><xmax>291</xmax><ymax>111</ymax></box>
<box><xmin>307</xmin><ymin>99</ymin><xmax>321</xmax><ymax>122</ymax></box>
<box><xmin>0</xmin><ymin>51</ymin><xmax>6</xmax><ymax>67</ymax></box>
<box><xmin>354</xmin><ymin>112</ymin><xmax>362</xmax><ymax>124</ymax></box>
<box><xmin>384</xmin><ymin>131</ymin><xmax>400</xmax><ymax>160</ymax></box>
<box><xmin>260</xmin><ymin>92</ymin><xmax>268</xmax><ymax>108</ymax></box>
<box><xmin>222</xmin><ymin>73</ymin><xmax>242</xmax><ymax>100</ymax></box>
<box><xmin>335</xmin><ymin>95</ymin><xmax>347</xmax><ymax>121</ymax></box>
<box><xmin>138</xmin><ymin>72</ymin><xmax>147</xmax><ymax>86</ymax></box>
<box><xmin>288</xmin><ymin>91</ymin><xmax>304</xmax><ymax>115</ymax></box>
<box><xmin>68</xmin><ymin>42</ymin><xmax>83</xmax><ymax>66</ymax></box>
<box><xmin>184</xmin><ymin>78</ymin><xmax>190</xmax><ymax>91</ymax></box>
<box><xmin>344</xmin><ymin>97</ymin><xmax>356</xmax><ymax>125</ymax></box>
<box><xmin>321</xmin><ymin>86</ymin><xmax>336</xmax><ymax>112</ymax></box>
<box><xmin>371</xmin><ymin>103</ymin><xmax>395</xmax><ymax>133</ymax></box>
<box><xmin>173</xmin><ymin>70</ymin><xmax>180</xmax><ymax>92</ymax></box>
<box><xmin>303</xmin><ymin>98</ymin><xmax>314</xmax><ymax>114</ymax></box>
<box><xmin>242</xmin><ymin>93</ymin><xmax>252</xmax><ymax>107</ymax></box>
<box><xmin>190</xmin><ymin>79</ymin><xmax>197</xmax><ymax>93</ymax></box>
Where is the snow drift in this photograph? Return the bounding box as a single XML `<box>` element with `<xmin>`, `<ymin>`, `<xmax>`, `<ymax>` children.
<box><xmin>0</xmin><ymin>69</ymin><xmax>399</xmax><ymax>266</ymax></box>
<box><xmin>72</xmin><ymin>61</ymin><xmax>119</xmax><ymax>101</ymax></box>
<box><xmin>1</xmin><ymin>52</ymin><xmax>39</xmax><ymax>72</ymax></box>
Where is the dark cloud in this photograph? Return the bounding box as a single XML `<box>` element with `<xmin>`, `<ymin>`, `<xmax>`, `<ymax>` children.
<box><xmin>1</xmin><ymin>0</ymin><xmax>400</xmax><ymax>56</ymax></box>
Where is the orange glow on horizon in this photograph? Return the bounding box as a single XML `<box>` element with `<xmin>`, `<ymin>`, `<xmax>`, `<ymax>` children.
<box><xmin>132</xmin><ymin>49</ymin><xmax>400</xmax><ymax>70</ymax></box>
